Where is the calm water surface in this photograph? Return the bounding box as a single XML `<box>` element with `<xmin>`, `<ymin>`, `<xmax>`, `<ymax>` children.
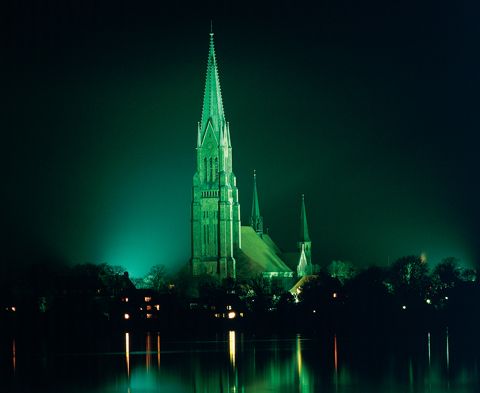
<box><xmin>2</xmin><ymin>329</ymin><xmax>479</xmax><ymax>393</ymax></box>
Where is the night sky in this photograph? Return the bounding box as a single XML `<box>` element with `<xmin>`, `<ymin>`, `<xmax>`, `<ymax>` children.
<box><xmin>3</xmin><ymin>1</ymin><xmax>479</xmax><ymax>276</ymax></box>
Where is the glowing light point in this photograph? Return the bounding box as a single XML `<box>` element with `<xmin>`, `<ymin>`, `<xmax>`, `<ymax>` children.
<box><xmin>420</xmin><ymin>252</ymin><xmax>427</xmax><ymax>263</ymax></box>
<box><xmin>402</xmin><ymin>305</ymin><xmax>407</xmax><ymax>310</ymax></box>
<box><xmin>228</xmin><ymin>311</ymin><xmax>236</xmax><ymax>319</ymax></box>
<box><xmin>124</xmin><ymin>313</ymin><xmax>130</xmax><ymax>320</ymax></box>
<box><xmin>332</xmin><ymin>293</ymin><xmax>337</xmax><ymax>299</ymax></box>
<box><xmin>426</xmin><ymin>299</ymin><xmax>432</xmax><ymax>304</ymax></box>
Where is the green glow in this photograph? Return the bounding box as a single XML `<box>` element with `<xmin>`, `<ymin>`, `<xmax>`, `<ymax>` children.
<box><xmin>6</xmin><ymin>11</ymin><xmax>478</xmax><ymax>275</ymax></box>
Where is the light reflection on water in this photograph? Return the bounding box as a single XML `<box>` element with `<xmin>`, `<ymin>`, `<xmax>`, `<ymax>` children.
<box><xmin>12</xmin><ymin>338</ymin><xmax>16</xmax><ymax>375</ymax></box>
<box><xmin>156</xmin><ymin>332</ymin><xmax>160</xmax><ymax>368</ymax></box>
<box><xmin>229</xmin><ymin>330</ymin><xmax>236</xmax><ymax>368</ymax></box>
<box><xmin>3</xmin><ymin>330</ymin><xmax>480</xmax><ymax>393</ymax></box>
<box><xmin>333</xmin><ymin>334</ymin><xmax>338</xmax><ymax>392</ymax></box>
<box><xmin>125</xmin><ymin>332</ymin><xmax>130</xmax><ymax>378</ymax></box>
<box><xmin>145</xmin><ymin>332</ymin><xmax>151</xmax><ymax>371</ymax></box>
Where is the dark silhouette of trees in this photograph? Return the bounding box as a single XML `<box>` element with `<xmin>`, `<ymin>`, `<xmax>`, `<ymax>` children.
<box><xmin>432</xmin><ymin>257</ymin><xmax>462</xmax><ymax>290</ymax></box>
<box><xmin>386</xmin><ymin>255</ymin><xmax>430</xmax><ymax>307</ymax></box>
<box><xmin>144</xmin><ymin>264</ymin><xmax>168</xmax><ymax>292</ymax></box>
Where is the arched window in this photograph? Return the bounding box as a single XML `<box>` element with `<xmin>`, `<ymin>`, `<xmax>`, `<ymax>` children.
<box><xmin>215</xmin><ymin>157</ymin><xmax>218</xmax><ymax>181</ymax></box>
<box><xmin>209</xmin><ymin>158</ymin><xmax>213</xmax><ymax>182</ymax></box>
<box><xmin>203</xmin><ymin>225</ymin><xmax>206</xmax><ymax>255</ymax></box>
<box><xmin>204</xmin><ymin>158</ymin><xmax>208</xmax><ymax>182</ymax></box>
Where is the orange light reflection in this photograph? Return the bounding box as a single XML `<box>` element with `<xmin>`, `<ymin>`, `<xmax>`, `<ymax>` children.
<box><xmin>157</xmin><ymin>333</ymin><xmax>161</xmax><ymax>368</ymax></box>
<box><xmin>229</xmin><ymin>330</ymin><xmax>236</xmax><ymax>367</ymax></box>
<box><xmin>334</xmin><ymin>334</ymin><xmax>338</xmax><ymax>371</ymax></box>
<box><xmin>146</xmin><ymin>332</ymin><xmax>152</xmax><ymax>370</ymax></box>
<box><xmin>125</xmin><ymin>332</ymin><xmax>130</xmax><ymax>378</ymax></box>
<box><xmin>12</xmin><ymin>339</ymin><xmax>16</xmax><ymax>375</ymax></box>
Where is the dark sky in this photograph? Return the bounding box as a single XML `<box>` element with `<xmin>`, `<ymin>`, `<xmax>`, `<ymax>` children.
<box><xmin>3</xmin><ymin>0</ymin><xmax>479</xmax><ymax>276</ymax></box>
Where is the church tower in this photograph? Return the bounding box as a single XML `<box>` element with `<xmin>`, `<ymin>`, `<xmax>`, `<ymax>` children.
<box><xmin>250</xmin><ymin>170</ymin><xmax>263</xmax><ymax>236</ymax></box>
<box><xmin>297</xmin><ymin>194</ymin><xmax>312</xmax><ymax>275</ymax></box>
<box><xmin>191</xmin><ymin>31</ymin><xmax>241</xmax><ymax>279</ymax></box>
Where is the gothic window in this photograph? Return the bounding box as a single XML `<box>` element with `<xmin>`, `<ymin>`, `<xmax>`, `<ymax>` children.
<box><xmin>209</xmin><ymin>157</ymin><xmax>213</xmax><ymax>182</ymax></box>
<box><xmin>204</xmin><ymin>158</ymin><xmax>208</xmax><ymax>181</ymax></box>
<box><xmin>203</xmin><ymin>225</ymin><xmax>206</xmax><ymax>255</ymax></box>
<box><xmin>213</xmin><ymin>223</ymin><xmax>217</xmax><ymax>247</ymax></box>
<box><xmin>215</xmin><ymin>157</ymin><xmax>218</xmax><ymax>180</ymax></box>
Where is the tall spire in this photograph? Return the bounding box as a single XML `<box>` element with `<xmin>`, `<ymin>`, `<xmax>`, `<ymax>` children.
<box><xmin>299</xmin><ymin>194</ymin><xmax>310</xmax><ymax>242</ymax></box>
<box><xmin>200</xmin><ymin>29</ymin><xmax>225</xmax><ymax>138</ymax></box>
<box><xmin>191</xmin><ymin>29</ymin><xmax>240</xmax><ymax>280</ymax></box>
<box><xmin>250</xmin><ymin>170</ymin><xmax>263</xmax><ymax>235</ymax></box>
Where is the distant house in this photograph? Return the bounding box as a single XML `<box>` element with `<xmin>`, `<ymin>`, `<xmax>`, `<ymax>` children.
<box><xmin>119</xmin><ymin>288</ymin><xmax>162</xmax><ymax>322</ymax></box>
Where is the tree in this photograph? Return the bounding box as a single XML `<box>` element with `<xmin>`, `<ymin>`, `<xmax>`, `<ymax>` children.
<box><xmin>298</xmin><ymin>271</ymin><xmax>341</xmax><ymax>307</ymax></box>
<box><xmin>247</xmin><ymin>275</ymin><xmax>273</xmax><ymax>312</ymax></box>
<box><xmin>460</xmin><ymin>268</ymin><xmax>477</xmax><ymax>283</ymax></box>
<box><xmin>327</xmin><ymin>260</ymin><xmax>357</xmax><ymax>284</ymax></box>
<box><xmin>432</xmin><ymin>257</ymin><xmax>461</xmax><ymax>291</ymax></box>
<box><xmin>144</xmin><ymin>264</ymin><xmax>168</xmax><ymax>292</ymax></box>
<box><xmin>388</xmin><ymin>255</ymin><xmax>430</xmax><ymax>302</ymax></box>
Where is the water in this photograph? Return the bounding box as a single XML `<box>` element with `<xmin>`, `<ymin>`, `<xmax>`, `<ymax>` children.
<box><xmin>2</xmin><ymin>329</ymin><xmax>479</xmax><ymax>393</ymax></box>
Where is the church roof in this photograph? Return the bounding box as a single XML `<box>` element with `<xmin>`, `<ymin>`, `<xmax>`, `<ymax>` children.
<box><xmin>261</xmin><ymin>234</ymin><xmax>282</xmax><ymax>256</ymax></box>
<box><xmin>200</xmin><ymin>32</ymin><xmax>226</xmax><ymax>140</ymax></box>
<box><xmin>236</xmin><ymin>226</ymin><xmax>292</xmax><ymax>279</ymax></box>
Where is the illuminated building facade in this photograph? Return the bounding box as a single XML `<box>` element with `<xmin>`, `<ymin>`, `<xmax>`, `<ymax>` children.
<box><xmin>191</xmin><ymin>32</ymin><xmax>241</xmax><ymax>279</ymax></box>
<box><xmin>191</xmin><ymin>32</ymin><xmax>313</xmax><ymax>280</ymax></box>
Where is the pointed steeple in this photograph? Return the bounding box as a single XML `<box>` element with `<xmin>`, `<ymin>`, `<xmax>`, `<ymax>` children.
<box><xmin>191</xmin><ymin>29</ymin><xmax>240</xmax><ymax>280</ymax></box>
<box><xmin>250</xmin><ymin>170</ymin><xmax>263</xmax><ymax>235</ymax></box>
<box><xmin>299</xmin><ymin>194</ymin><xmax>310</xmax><ymax>242</ymax></box>
<box><xmin>200</xmin><ymin>30</ymin><xmax>225</xmax><ymax>140</ymax></box>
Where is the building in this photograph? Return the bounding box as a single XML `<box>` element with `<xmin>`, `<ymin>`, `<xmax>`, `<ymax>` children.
<box><xmin>190</xmin><ymin>31</ymin><xmax>241</xmax><ymax>279</ymax></box>
<box><xmin>190</xmin><ymin>32</ymin><xmax>314</xmax><ymax>281</ymax></box>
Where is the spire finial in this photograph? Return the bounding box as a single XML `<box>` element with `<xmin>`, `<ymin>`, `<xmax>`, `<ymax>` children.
<box><xmin>210</xmin><ymin>20</ymin><xmax>213</xmax><ymax>36</ymax></box>
<box><xmin>253</xmin><ymin>169</ymin><xmax>256</xmax><ymax>178</ymax></box>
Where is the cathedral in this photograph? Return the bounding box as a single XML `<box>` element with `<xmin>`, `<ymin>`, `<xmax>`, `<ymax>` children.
<box><xmin>190</xmin><ymin>32</ymin><xmax>313</xmax><ymax>281</ymax></box>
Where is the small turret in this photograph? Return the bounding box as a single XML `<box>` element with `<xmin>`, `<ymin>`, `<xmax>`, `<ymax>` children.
<box><xmin>250</xmin><ymin>170</ymin><xmax>264</xmax><ymax>236</ymax></box>
<box><xmin>297</xmin><ymin>194</ymin><xmax>312</xmax><ymax>268</ymax></box>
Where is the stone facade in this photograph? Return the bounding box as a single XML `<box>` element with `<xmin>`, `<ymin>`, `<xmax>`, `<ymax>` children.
<box><xmin>191</xmin><ymin>32</ymin><xmax>240</xmax><ymax>279</ymax></box>
<box><xmin>190</xmin><ymin>33</ymin><xmax>313</xmax><ymax>281</ymax></box>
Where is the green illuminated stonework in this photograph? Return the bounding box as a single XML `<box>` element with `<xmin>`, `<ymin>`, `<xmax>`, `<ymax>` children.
<box><xmin>191</xmin><ymin>33</ymin><xmax>314</xmax><ymax>281</ymax></box>
<box><xmin>250</xmin><ymin>170</ymin><xmax>263</xmax><ymax>235</ymax></box>
<box><xmin>298</xmin><ymin>194</ymin><xmax>312</xmax><ymax>272</ymax></box>
<box><xmin>191</xmin><ymin>32</ymin><xmax>240</xmax><ymax>279</ymax></box>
